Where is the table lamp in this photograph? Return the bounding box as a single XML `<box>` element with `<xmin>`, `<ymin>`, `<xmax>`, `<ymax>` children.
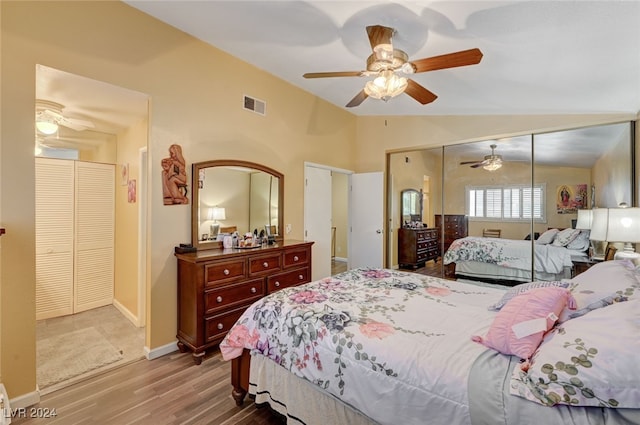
<box><xmin>606</xmin><ymin>207</ymin><xmax>640</xmax><ymax>262</ymax></box>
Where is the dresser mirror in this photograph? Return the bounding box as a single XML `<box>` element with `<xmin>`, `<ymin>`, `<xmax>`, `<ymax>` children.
<box><xmin>191</xmin><ymin>160</ymin><xmax>284</xmax><ymax>250</ymax></box>
<box><xmin>401</xmin><ymin>189</ymin><xmax>423</xmax><ymax>225</ymax></box>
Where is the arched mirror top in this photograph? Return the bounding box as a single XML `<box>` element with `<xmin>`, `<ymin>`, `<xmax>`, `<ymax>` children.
<box><xmin>401</xmin><ymin>188</ymin><xmax>423</xmax><ymax>226</ymax></box>
<box><xmin>191</xmin><ymin>160</ymin><xmax>284</xmax><ymax>251</ymax></box>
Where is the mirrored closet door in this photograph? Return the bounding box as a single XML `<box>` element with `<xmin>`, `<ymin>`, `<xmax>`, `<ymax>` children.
<box><xmin>387</xmin><ymin>121</ymin><xmax>634</xmax><ymax>285</ymax></box>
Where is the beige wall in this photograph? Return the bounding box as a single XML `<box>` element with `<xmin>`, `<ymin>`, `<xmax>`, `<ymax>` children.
<box><xmin>0</xmin><ymin>1</ymin><xmax>355</xmax><ymax>399</ymax></box>
<box><xmin>331</xmin><ymin>173</ymin><xmax>348</xmax><ymax>261</ymax></box>
<box><xmin>0</xmin><ymin>1</ymin><xmax>638</xmax><ymax>402</ymax></box>
<box><xmin>114</xmin><ymin>118</ymin><xmax>148</xmax><ymax>322</ymax></box>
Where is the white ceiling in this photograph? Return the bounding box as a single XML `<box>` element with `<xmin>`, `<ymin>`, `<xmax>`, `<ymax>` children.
<box><xmin>34</xmin><ymin>1</ymin><xmax>638</xmax><ymax>164</ymax></box>
<box><xmin>123</xmin><ymin>0</ymin><xmax>640</xmax><ymax>116</ymax></box>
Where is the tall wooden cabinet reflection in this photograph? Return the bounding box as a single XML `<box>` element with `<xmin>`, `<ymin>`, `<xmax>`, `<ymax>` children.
<box><xmin>175</xmin><ymin>240</ymin><xmax>313</xmax><ymax>364</ymax></box>
<box><xmin>435</xmin><ymin>214</ymin><xmax>468</xmax><ymax>254</ymax></box>
<box><xmin>398</xmin><ymin>228</ymin><xmax>439</xmax><ymax>269</ymax></box>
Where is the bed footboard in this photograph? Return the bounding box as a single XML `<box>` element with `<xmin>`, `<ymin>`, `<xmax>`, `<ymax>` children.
<box><xmin>231</xmin><ymin>349</ymin><xmax>251</xmax><ymax>406</ymax></box>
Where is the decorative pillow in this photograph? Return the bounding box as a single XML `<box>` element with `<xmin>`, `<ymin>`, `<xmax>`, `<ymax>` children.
<box><xmin>566</xmin><ymin>230</ymin><xmax>590</xmax><ymax>251</ymax></box>
<box><xmin>558</xmin><ymin>259</ymin><xmax>639</xmax><ymax>323</ymax></box>
<box><xmin>511</xmin><ymin>299</ymin><xmax>640</xmax><ymax>408</ymax></box>
<box><xmin>487</xmin><ymin>280</ymin><xmax>569</xmax><ymax>311</ymax></box>
<box><xmin>535</xmin><ymin>228</ymin><xmax>559</xmax><ymax>245</ymax></box>
<box><xmin>551</xmin><ymin>228</ymin><xmax>581</xmax><ymax>247</ymax></box>
<box><xmin>472</xmin><ymin>287</ymin><xmax>575</xmax><ymax>359</ymax></box>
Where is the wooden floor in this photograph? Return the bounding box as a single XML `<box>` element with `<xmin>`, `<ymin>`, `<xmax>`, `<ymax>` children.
<box><xmin>12</xmin><ymin>349</ymin><xmax>284</xmax><ymax>425</ymax></box>
<box><xmin>13</xmin><ymin>259</ymin><xmax>444</xmax><ymax>425</ymax></box>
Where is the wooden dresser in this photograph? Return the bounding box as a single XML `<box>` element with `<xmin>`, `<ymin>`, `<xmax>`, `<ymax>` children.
<box><xmin>398</xmin><ymin>227</ymin><xmax>439</xmax><ymax>269</ymax></box>
<box><xmin>175</xmin><ymin>240</ymin><xmax>313</xmax><ymax>364</ymax></box>
<box><xmin>435</xmin><ymin>214</ymin><xmax>468</xmax><ymax>254</ymax></box>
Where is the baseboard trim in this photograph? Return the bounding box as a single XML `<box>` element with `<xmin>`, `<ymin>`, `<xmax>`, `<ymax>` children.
<box><xmin>9</xmin><ymin>388</ymin><xmax>40</xmax><ymax>409</ymax></box>
<box><xmin>112</xmin><ymin>299</ymin><xmax>141</xmax><ymax>327</ymax></box>
<box><xmin>144</xmin><ymin>341</ymin><xmax>178</xmax><ymax>360</ymax></box>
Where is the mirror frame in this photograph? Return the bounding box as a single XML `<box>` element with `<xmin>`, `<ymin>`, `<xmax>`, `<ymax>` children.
<box><xmin>400</xmin><ymin>188</ymin><xmax>423</xmax><ymax>225</ymax></box>
<box><xmin>191</xmin><ymin>159</ymin><xmax>284</xmax><ymax>250</ymax></box>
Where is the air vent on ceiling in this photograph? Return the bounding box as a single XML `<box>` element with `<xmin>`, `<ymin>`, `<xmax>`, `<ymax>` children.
<box><xmin>243</xmin><ymin>95</ymin><xmax>266</xmax><ymax>116</ymax></box>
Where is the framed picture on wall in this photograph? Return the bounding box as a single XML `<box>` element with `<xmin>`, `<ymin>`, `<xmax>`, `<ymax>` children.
<box><xmin>120</xmin><ymin>163</ymin><xmax>129</xmax><ymax>186</ymax></box>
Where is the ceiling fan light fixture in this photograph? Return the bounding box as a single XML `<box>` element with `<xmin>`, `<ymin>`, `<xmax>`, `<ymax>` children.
<box><xmin>36</xmin><ymin>118</ymin><xmax>58</xmax><ymax>135</ymax></box>
<box><xmin>483</xmin><ymin>160</ymin><xmax>502</xmax><ymax>172</ymax></box>
<box><xmin>364</xmin><ymin>70</ymin><xmax>408</xmax><ymax>101</ymax></box>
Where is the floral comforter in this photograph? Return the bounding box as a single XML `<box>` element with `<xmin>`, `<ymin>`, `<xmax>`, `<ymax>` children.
<box><xmin>443</xmin><ymin>237</ymin><xmax>574</xmax><ymax>274</ymax></box>
<box><xmin>220</xmin><ymin>268</ymin><xmax>507</xmax><ymax>425</ymax></box>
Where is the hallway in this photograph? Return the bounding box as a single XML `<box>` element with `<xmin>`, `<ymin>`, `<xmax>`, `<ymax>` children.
<box><xmin>36</xmin><ymin>305</ymin><xmax>145</xmax><ymax>394</ymax></box>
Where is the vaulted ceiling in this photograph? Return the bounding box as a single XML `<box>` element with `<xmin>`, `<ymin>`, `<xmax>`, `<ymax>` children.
<box><xmin>123</xmin><ymin>0</ymin><xmax>640</xmax><ymax>116</ymax></box>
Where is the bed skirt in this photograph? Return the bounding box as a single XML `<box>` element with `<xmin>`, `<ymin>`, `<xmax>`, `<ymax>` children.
<box><xmin>249</xmin><ymin>353</ymin><xmax>376</xmax><ymax>425</ymax></box>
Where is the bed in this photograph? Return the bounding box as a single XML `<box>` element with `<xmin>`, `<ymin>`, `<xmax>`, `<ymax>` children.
<box><xmin>220</xmin><ymin>261</ymin><xmax>640</xmax><ymax>425</ymax></box>
<box><xmin>442</xmin><ymin>228</ymin><xmax>590</xmax><ymax>284</ymax></box>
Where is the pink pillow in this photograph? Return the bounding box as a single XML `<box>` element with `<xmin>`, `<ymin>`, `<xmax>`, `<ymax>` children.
<box><xmin>472</xmin><ymin>287</ymin><xmax>575</xmax><ymax>359</ymax></box>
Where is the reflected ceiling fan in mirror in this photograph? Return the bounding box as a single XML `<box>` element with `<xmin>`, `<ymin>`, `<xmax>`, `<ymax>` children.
<box><xmin>35</xmin><ymin>99</ymin><xmax>95</xmax><ymax>135</ymax></box>
<box><xmin>460</xmin><ymin>144</ymin><xmax>504</xmax><ymax>171</ymax></box>
<box><xmin>303</xmin><ymin>25</ymin><xmax>483</xmax><ymax>107</ymax></box>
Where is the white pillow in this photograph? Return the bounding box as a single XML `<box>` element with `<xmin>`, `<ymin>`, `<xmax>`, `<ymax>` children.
<box><xmin>511</xmin><ymin>299</ymin><xmax>640</xmax><ymax>408</ymax></box>
<box><xmin>566</xmin><ymin>230</ymin><xmax>590</xmax><ymax>251</ymax></box>
<box><xmin>558</xmin><ymin>259</ymin><xmax>639</xmax><ymax>323</ymax></box>
<box><xmin>535</xmin><ymin>228</ymin><xmax>559</xmax><ymax>245</ymax></box>
<box><xmin>551</xmin><ymin>228</ymin><xmax>581</xmax><ymax>247</ymax></box>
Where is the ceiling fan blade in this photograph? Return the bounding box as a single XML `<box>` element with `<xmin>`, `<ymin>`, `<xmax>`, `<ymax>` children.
<box><xmin>59</xmin><ymin>117</ymin><xmax>95</xmax><ymax>131</ymax></box>
<box><xmin>470</xmin><ymin>163</ymin><xmax>485</xmax><ymax>168</ymax></box>
<box><xmin>411</xmin><ymin>48</ymin><xmax>483</xmax><ymax>74</ymax></box>
<box><xmin>366</xmin><ymin>25</ymin><xmax>394</xmax><ymax>50</ymax></box>
<box><xmin>303</xmin><ymin>71</ymin><xmax>364</xmax><ymax>79</ymax></box>
<box><xmin>404</xmin><ymin>79</ymin><xmax>438</xmax><ymax>105</ymax></box>
<box><xmin>459</xmin><ymin>160</ymin><xmax>482</xmax><ymax>165</ymax></box>
<box><xmin>345</xmin><ymin>90</ymin><xmax>368</xmax><ymax>108</ymax></box>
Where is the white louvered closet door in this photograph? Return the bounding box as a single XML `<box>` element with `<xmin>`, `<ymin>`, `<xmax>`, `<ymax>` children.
<box><xmin>35</xmin><ymin>158</ymin><xmax>75</xmax><ymax>320</ymax></box>
<box><xmin>74</xmin><ymin>161</ymin><xmax>115</xmax><ymax>313</ymax></box>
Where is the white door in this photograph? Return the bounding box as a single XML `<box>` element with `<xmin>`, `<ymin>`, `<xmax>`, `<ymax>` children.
<box><xmin>304</xmin><ymin>165</ymin><xmax>332</xmax><ymax>280</ymax></box>
<box><xmin>349</xmin><ymin>172</ymin><xmax>384</xmax><ymax>269</ymax></box>
<box><xmin>74</xmin><ymin>161</ymin><xmax>115</xmax><ymax>313</ymax></box>
<box><xmin>35</xmin><ymin>158</ymin><xmax>75</xmax><ymax>320</ymax></box>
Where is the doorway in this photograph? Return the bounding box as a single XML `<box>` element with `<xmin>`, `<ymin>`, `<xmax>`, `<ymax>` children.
<box><xmin>304</xmin><ymin>163</ymin><xmax>351</xmax><ymax>280</ymax></box>
<box><xmin>35</xmin><ymin>64</ymin><xmax>150</xmax><ymax>392</ymax></box>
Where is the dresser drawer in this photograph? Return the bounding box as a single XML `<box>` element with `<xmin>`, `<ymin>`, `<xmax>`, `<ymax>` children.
<box><xmin>205</xmin><ymin>259</ymin><xmax>246</xmax><ymax>287</ymax></box>
<box><xmin>205</xmin><ymin>305</ymin><xmax>249</xmax><ymax>343</ymax></box>
<box><xmin>283</xmin><ymin>248</ymin><xmax>309</xmax><ymax>268</ymax></box>
<box><xmin>267</xmin><ymin>267</ymin><xmax>310</xmax><ymax>292</ymax></box>
<box><xmin>248</xmin><ymin>253</ymin><xmax>282</xmax><ymax>276</ymax></box>
<box><xmin>204</xmin><ymin>278</ymin><xmax>265</xmax><ymax>315</ymax></box>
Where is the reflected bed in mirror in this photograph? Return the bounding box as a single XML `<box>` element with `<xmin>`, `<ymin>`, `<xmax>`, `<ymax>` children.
<box><xmin>191</xmin><ymin>160</ymin><xmax>283</xmax><ymax>250</ymax></box>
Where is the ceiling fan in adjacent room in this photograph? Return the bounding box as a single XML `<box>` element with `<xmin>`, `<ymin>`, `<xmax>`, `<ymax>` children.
<box><xmin>459</xmin><ymin>144</ymin><xmax>504</xmax><ymax>171</ymax></box>
<box><xmin>303</xmin><ymin>25</ymin><xmax>483</xmax><ymax>107</ymax></box>
<box><xmin>35</xmin><ymin>99</ymin><xmax>95</xmax><ymax>135</ymax></box>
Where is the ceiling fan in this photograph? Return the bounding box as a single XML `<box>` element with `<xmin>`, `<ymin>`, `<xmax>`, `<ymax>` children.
<box><xmin>35</xmin><ymin>99</ymin><xmax>95</xmax><ymax>134</ymax></box>
<box><xmin>303</xmin><ymin>25</ymin><xmax>483</xmax><ymax>108</ymax></box>
<box><xmin>460</xmin><ymin>144</ymin><xmax>503</xmax><ymax>171</ymax></box>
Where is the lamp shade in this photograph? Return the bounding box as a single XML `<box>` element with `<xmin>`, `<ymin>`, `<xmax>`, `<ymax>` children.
<box><xmin>589</xmin><ymin>208</ymin><xmax>609</xmax><ymax>241</ymax></box>
<box><xmin>606</xmin><ymin>207</ymin><xmax>640</xmax><ymax>243</ymax></box>
<box><xmin>575</xmin><ymin>209</ymin><xmax>593</xmax><ymax>230</ymax></box>
<box><xmin>208</xmin><ymin>207</ymin><xmax>226</xmax><ymax>221</ymax></box>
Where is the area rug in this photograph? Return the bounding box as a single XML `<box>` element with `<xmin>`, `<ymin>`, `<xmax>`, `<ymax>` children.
<box><xmin>37</xmin><ymin>327</ymin><xmax>123</xmax><ymax>388</ymax></box>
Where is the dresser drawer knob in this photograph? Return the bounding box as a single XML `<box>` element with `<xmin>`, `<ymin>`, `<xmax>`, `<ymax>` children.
<box><xmin>216</xmin><ymin>296</ymin><xmax>223</xmax><ymax>303</ymax></box>
<box><xmin>298</xmin><ymin>274</ymin><xmax>304</xmax><ymax>280</ymax></box>
<box><xmin>250</xmin><ymin>287</ymin><xmax>257</xmax><ymax>293</ymax></box>
<box><xmin>217</xmin><ymin>323</ymin><xmax>224</xmax><ymax>330</ymax></box>
<box><xmin>223</xmin><ymin>269</ymin><xmax>230</xmax><ymax>275</ymax></box>
<box><xmin>274</xmin><ymin>281</ymin><xmax>280</xmax><ymax>287</ymax></box>
<box><xmin>293</xmin><ymin>255</ymin><xmax>299</xmax><ymax>262</ymax></box>
<box><xmin>263</xmin><ymin>262</ymin><xmax>269</xmax><ymax>268</ymax></box>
